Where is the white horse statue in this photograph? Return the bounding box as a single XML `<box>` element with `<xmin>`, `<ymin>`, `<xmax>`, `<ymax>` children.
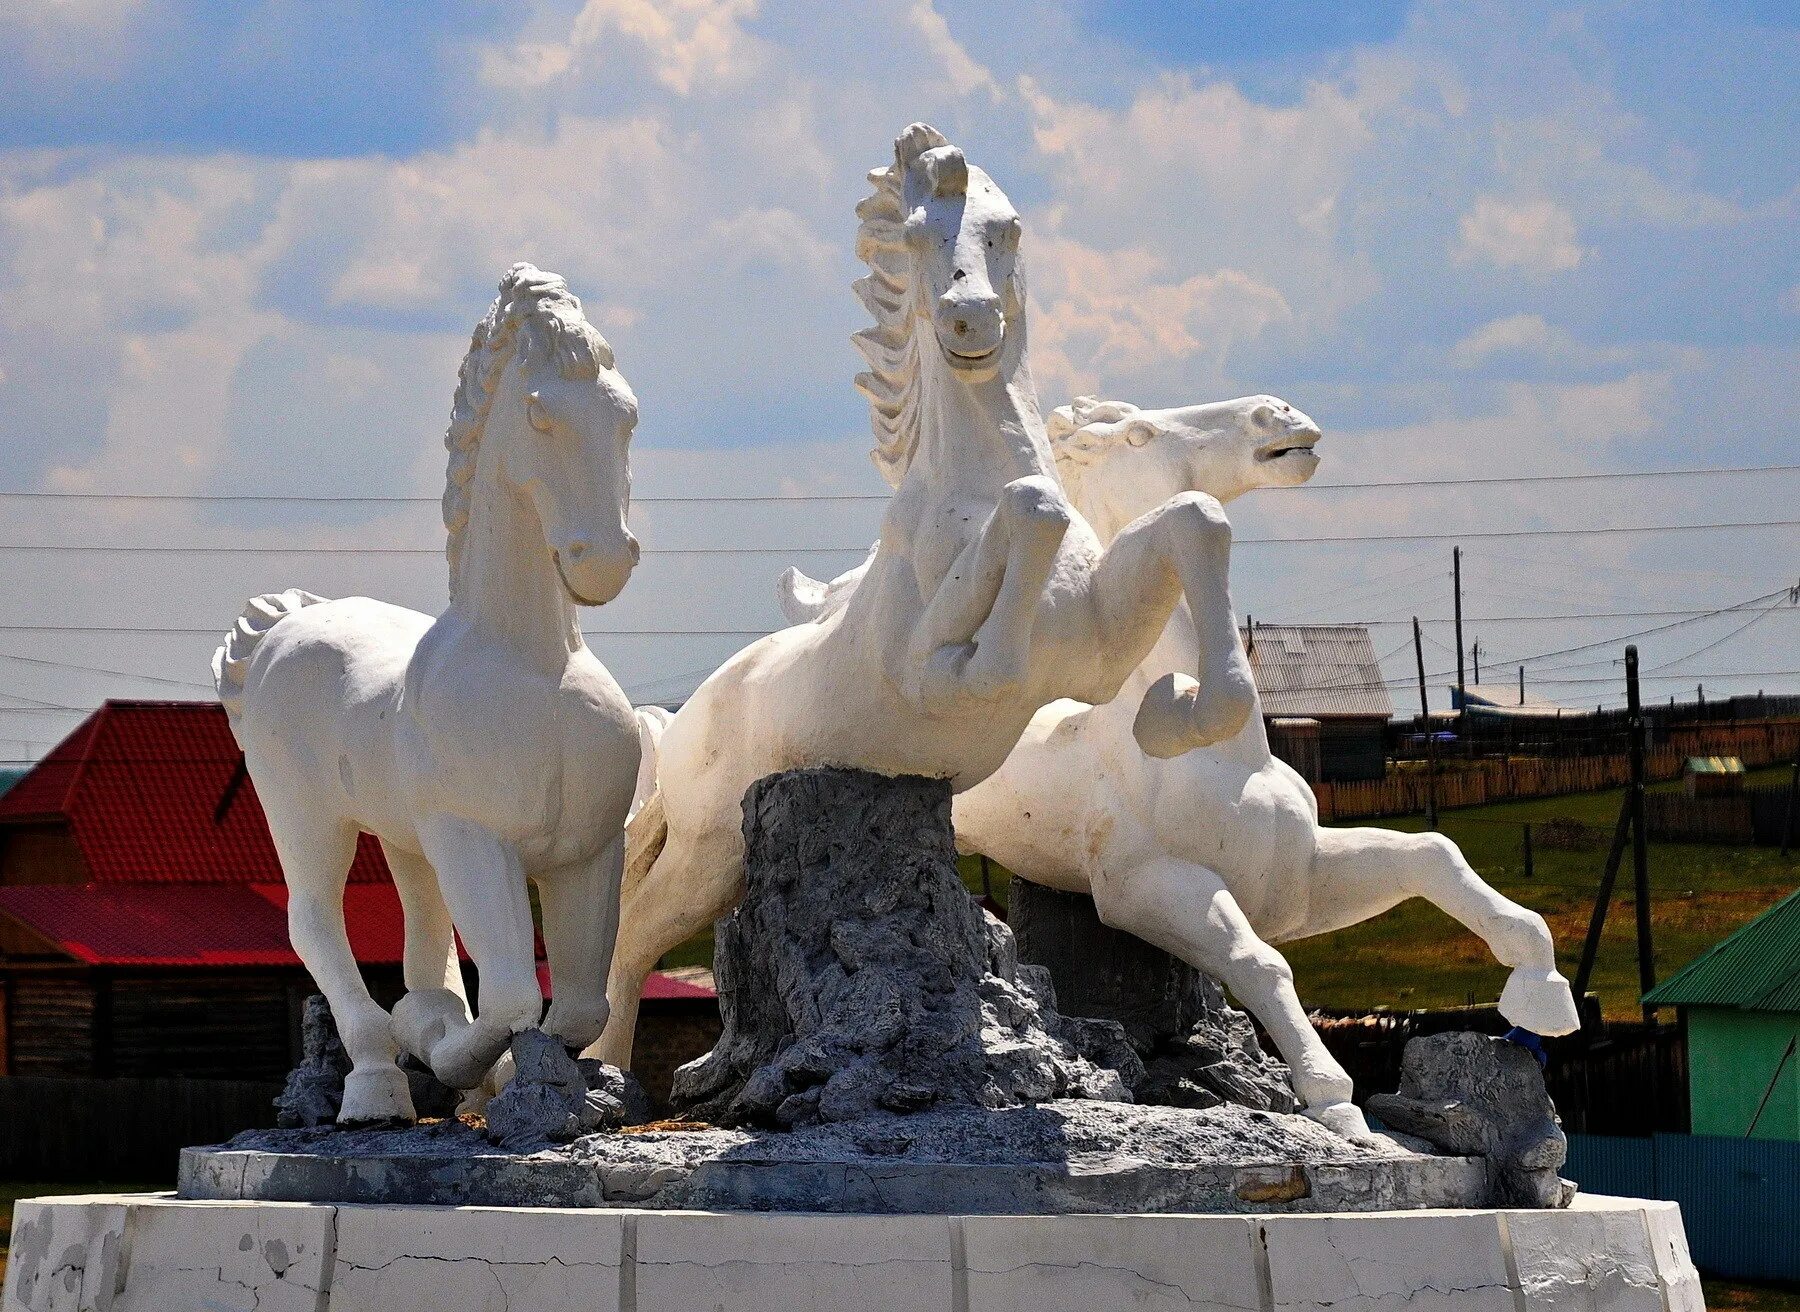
<box><xmin>773</xmin><ymin>393</ymin><xmax>1582</xmax><ymax>1137</ymax></box>
<box><xmin>591</xmin><ymin>123</ymin><xmax>1261</xmax><ymax>1090</ymax></box>
<box><xmin>214</xmin><ymin>264</ymin><xmax>643</xmax><ymax>1124</ymax></box>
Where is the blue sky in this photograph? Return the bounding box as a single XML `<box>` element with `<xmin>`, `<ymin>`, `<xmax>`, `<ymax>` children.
<box><xmin>0</xmin><ymin>0</ymin><xmax>1796</xmax><ymax>754</ymax></box>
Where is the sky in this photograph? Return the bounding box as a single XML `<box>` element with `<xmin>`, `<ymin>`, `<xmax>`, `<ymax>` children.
<box><xmin>0</xmin><ymin>0</ymin><xmax>1796</xmax><ymax>759</ymax></box>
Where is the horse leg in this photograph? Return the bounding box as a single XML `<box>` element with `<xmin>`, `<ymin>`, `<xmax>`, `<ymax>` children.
<box><xmin>904</xmin><ymin>474</ymin><xmax>1070</xmax><ymax>713</ymax></box>
<box><xmin>589</xmin><ymin>824</ymin><xmax>743</xmax><ymax>1069</ymax></box>
<box><xmin>269</xmin><ymin>808</ymin><xmax>414</xmax><ymax>1123</ymax></box>
<box><xmin>1092</xmin><ymin>856</ymin><xmax>1374</xmax><ymax>1140</ymax></box>
<box><xmin>412</xmin><ymin>813</ymin><xmax>544</xmax><ymax>1089</ymax></box>
<box><xmin>1090</xmin><ymin>492</ymin><xmax>1256</xmax><ymax>756</ymax></box>
<box><xmin>1304</xmin><ymin>827</ymin><xmax>1580</xmax><ymax>1035</ymax></box>
<box><xmin>538</xmin><ymin>832</ymin><xmax>624</xmax><ymax>1052</ymax></box>
<box><xmin>383</xmin><ymin>842</ymin><xmax>479</xmax><ymax>1072</ymax></box>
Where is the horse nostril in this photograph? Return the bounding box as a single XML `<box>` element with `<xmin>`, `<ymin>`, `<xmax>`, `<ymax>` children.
<box><xmin>626</xmin><ymin>534</ymin><xmax>641</xmax><ymax>564</ymax></box>
<box><xmin>953</xmin><ymin>320</ymin><xmax>969</xmax><ymax>336</ymax></box>
<box><xmin>567</xmin><ymin>540</ymin><xmax>589</xmax><ymax>560</ymax></box>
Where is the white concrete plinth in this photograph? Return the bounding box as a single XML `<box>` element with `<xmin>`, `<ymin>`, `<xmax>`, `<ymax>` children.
<box><xmin>3</xmin><ymin>1192</ymin><xmax>1702</xmax><ymax>1312</ymax></box>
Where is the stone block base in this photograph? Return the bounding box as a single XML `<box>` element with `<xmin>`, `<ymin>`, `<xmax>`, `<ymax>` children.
<box><xmin>4</xmin><ymin>1192</ymin><xmax>1701</xmax><ymax>1312</ymax></box>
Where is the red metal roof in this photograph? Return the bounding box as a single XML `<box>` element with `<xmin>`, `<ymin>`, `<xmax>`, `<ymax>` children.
<box><xmin>0</xmin><ymin>882</ymin><xmax>713</xmax><ymax>997</ymax></box>
<box><xmin>0</xmin><ymin>701</ymin><xmax>388</xmax><ymax>885</ymax></box>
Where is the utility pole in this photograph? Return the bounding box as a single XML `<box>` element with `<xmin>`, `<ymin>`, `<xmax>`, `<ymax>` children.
<box><xmin>1413</xmin><ymin>616</ymin><xmax>1437</xmax><ymax>830</ymax></box>
<box><xmin>1572</xmin><ymin>644</ymin><xmax>1659</xmax><ymax>1020</ymax></box>
<box><xmin>1518</xmin><ymin>666</ymin><xmax>1526</xmax><ymax>706</ymax></box>
<box><xmin>1628</xmin><ymin>646</ymin><xmax>1656</xmax><ymax>1022</ymax></box>
<box><xmin>1473</xmin><ymin>640</ymin><xmax>1482</xmax><ymax>685</ymax></box>
<box><xmin>1453</xmin><ymin>545</ymin><xmax>1466</xmax><ymax>716</ymax></box>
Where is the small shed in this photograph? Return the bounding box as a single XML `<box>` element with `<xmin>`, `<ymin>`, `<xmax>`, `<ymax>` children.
<box><xmin>1683</xmin><ymin>756</ymin><xmax>1746</xmax><ymax>799</ymax></box>
<box><xmin>1242</xmin><ymin>624</ymin><xmax>1393</xmax><ymax>782</ymax></box>
<box><xmin>1643</xmin><ymin>888</ymin><xmax>1800</xmax><ymax>1140</ymax></box>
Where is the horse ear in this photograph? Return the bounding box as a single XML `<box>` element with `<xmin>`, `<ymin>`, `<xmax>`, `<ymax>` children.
<box><xmin>919</xmin><ymin>146</ymin><xmax>968</xmax><ymax>199</ymax></box>
<box><xmin>1123</xmin><ymin>418</ymin><xmax>1158</xmax><ymax>447</ymax></box>
<box><xmin>896</xmin><ymin>123</ymin><xmax>951</xmax><ymax>173</ymax></box>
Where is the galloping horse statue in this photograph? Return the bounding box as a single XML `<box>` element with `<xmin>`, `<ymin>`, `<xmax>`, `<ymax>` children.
<box><xmin>214</xmin><ymin>264</ymin><xmax>643</xmax><ymax>1124</ymax></box>
<box><xmin>777</xmin><ymin>393</ymin><xmax>1582</xmax><ymax>1137</ymax></box>
<box><xmin>592</xmin><ymin>124</ymin><xmax>1260</xmax><ymax>1090</ymax></box>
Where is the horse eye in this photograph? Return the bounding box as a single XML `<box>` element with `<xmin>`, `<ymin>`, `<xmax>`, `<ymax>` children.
<box><xmin>526</xmin><ymin>395</ymin><xmax>554</xmax><ymax>434</ymax></box>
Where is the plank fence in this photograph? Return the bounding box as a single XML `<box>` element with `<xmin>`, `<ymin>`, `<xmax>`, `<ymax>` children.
<box><xmin>0</xmin><ymin>1075</ymin><xmax>280</xmax><ymax>1182</ymax></box>
<box><xmin>1316</xmin><ymin>719</ymin><xmax>1800</xmax><ymax>822</ymax></box>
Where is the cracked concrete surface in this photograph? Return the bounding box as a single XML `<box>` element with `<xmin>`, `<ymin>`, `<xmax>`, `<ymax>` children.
<box><xmin>2</xmin><ymin>1193</ymin><xmax>1701</xmax><ymax>1312</ymax></box>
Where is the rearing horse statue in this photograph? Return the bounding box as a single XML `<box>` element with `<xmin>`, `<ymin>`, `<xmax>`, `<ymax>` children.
<box><xmin>214</xmin><ymin>264</ymin><xmax>642</xmax><ymax>1124</ymax></box>
<box><xmin>594</xmin><ymin>124</ymin><xmax>1257</xmax><ymax>1078</ymax></box>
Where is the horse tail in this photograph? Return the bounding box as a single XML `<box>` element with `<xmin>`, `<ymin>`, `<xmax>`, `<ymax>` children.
<box><xmin>212</xmin><ymin>589</ymin><xmax>329</xmax><ymax>737</ymax></box>
<box><xmin>628</xmin><ymin>705</ymin><xmax>672</xmax><ymax>823</ymax></box>
<box><xmin>622</xmin><ymin>786</ymin><xmax>668</xmax><ymax>903</ymax></box>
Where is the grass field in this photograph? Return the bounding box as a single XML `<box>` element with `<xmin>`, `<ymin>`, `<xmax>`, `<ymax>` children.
<box><xmin>662</xmin><ymin>765</ymin><xmax>1800</xmax><ymax>1021</ymax></box>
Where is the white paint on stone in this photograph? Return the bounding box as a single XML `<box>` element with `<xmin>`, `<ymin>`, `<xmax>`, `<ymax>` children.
<box><xmin>962</xmin><ymin>1212</ymin><xmax>1263</xmax><ymax>1312</ymax></box>
<box><xmin>632</xmin><ymin>1211</ymin><xmax>956</xmax><ymax>1312</ymax></box>
<box><xmin>115</xmin><ymin>1199</ymin><xmax>335</xmax><ymax>1312</ymax></box>
<box><xmin>327</xmin><ymin>1205</ymin><xmax>623</xmax><ymax>1312</ymax></box>
<box><xmin>1262</xmin><ymin>1210</ymin><xmax>1517</xmax><ymax>1312</ymax></box>
<box><xmin>1505</xmin><ymin>1197</ymin><xmax>1665</xmax><ymax>1312</ymax></box>
<box><xmin>2</xmin><ymin>1197</ymin><xmax>129</xmax><ymax>1312</ymax></box>
<box><xmin>3</xmin><ymin>1194</ymin><xmax>1706</xmax><ymax>1312</ymax></box>
<box><xmin>1640</xmin><ymin>1199</ymin><xmax>1706</xmax><ymax>1312</ymax></box>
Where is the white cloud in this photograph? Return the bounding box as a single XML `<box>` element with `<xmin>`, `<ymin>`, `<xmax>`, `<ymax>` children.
<box><xmin>1028</xmin><ymin>231</ymin><xmax>1291</xmax><ymax>399</ymax></box>
<box><xmin>568</xmin><ymin>0</ymin><xmax>764</xmax><ymax>96</ymax></box>
<box><xmin>1453</xmin><ymin>195</ymin><xmax>1584</xmax><ymax>273</ymax></box>
<box><xmin>905</xmin><ymin>0</ymin><xmax>1002</xmax><ymax>103</ymax></box>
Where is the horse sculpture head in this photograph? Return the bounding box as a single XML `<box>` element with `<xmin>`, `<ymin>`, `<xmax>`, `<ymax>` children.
<box><xmin>1048</xmin><ymin>394</ymin><xmax>1321</xmax><ymax>530</ymax></box>
<box><xmin>446</xmin><ymin>263</ymin><xmax>640</xmax><ymax>607</ymax></box>
<box><xmin>854</xmin><ymin>124</ymin><xmax>1029</xmax><ymax>485</ymax></box>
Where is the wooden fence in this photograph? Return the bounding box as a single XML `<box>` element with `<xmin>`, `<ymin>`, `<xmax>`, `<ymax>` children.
<box><xmin>0</xmin><ymin>1075</ymin><xmax>279</xmax><ymax>1182</ymax></box>
<box><xmin>1645</xmin><ymin>780</ymin><xmax>1797</xmax><ymax>846</ymax></box>
<box><xmin>1316</xmin><ymin>718</ymin><xmax>1800</xmax><ymax>822</ymax></box>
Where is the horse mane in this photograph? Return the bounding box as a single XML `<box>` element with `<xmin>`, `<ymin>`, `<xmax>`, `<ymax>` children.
<box><xmin>444</xmin><ymin>263</ymin><xmax>615</xmax><ymax>600</ymax></box>
<box><xmin>1046</xmin><ymin>396</ymin><xmax>1151</xmax><ymax>467</ymax></box>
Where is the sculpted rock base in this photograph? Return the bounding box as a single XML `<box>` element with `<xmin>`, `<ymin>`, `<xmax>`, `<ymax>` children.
<box><xmin>672</xmin><ymin>767</ymin><xmax>1131</xmax><ymax>1127</ymax></box>
<box><xmin>1369</xmin><ymin>1031</ymin><xmax>1576</xmax><ymax>1208</ymax></box>
<box><xmin>1010</xmin><ymin>880</ymin><xmax>1297</xmax><ymax>1113</ymax></box>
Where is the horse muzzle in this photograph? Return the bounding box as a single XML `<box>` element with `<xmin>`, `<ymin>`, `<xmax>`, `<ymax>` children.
<box><xmin>554</xmin><ymin>538</ymin><xmax>637</xmax><ymax>607</ymax></box>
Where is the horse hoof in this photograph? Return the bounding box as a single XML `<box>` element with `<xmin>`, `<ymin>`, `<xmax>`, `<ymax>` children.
<box><xmin>392</xmin><ymin>988</ymin><xmax>471</xmax><ymax>1065</ymax></box>
<box><xmin>339</xmin><ymin>1066</ymin><xmax>417</xmax><ymax>1126</ymax></box>
<box><xmin>1133</xmin><ymin>673</ymin><xmax>1202</xmax><ymax>758</ymax></box>
<box><xmin>1499</xmin><ymin>967</ymin><xmax>1581</xmax><ymax>1036</ymax></box>
<box><xmin>1303</xmin><ymin>1099</ymin><xmax>1379</xmax><ymax>1143</ymax></box>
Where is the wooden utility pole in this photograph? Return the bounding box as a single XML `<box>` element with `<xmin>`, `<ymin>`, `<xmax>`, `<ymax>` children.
<box><xmin>1572</xmin><ymin>644</ymin><xmax>1658</xmax><ymax>1019</ymax></box>
<box><xmin>1414</xmin><ymin>616</ymin><xmax>1437</xmax><ymax>830</ymax></box>
<box><xmin>1473</xmin><ymin>640</ymin><xmax>1482</xmax><ymax>685</ymax></box>
<box><xmin>1518</xmin><ymin>666</ymin><xmax>1526</xmax><ymax>706</ymax></box>
<box><xmin>1453</xmin><ymin>546</ymin><xmax>1467</xmax><ymax>715</ymax></box>
<box><xmin>1627</xmin><ymin>646</ymin><xmax>1656</xmax><ymax>1021</ymax></box>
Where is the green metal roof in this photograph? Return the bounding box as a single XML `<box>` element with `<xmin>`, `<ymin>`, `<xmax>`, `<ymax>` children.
<box><xmin>1644</xmin><ymin>886</ymin><xmax>1800</xmax><ymax>1012</ymax></box>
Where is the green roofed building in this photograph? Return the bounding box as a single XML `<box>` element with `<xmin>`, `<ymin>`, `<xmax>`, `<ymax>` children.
<box><xmin>1645</xmin><ymin>887</ymin><xmax>1800</xmax><ymax>1140</ymax></box>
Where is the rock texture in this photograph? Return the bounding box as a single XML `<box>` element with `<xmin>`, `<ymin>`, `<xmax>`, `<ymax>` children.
<box><xmin>183</xmin><ymin>1096</ymin><xmax>1488</xmax><ymax>1215</ymax></box>
<box><xmin>672</xmin><ymin>767</ymin><xmax>1133</xmax><ymax>1127</ymax></box>
<box><xmin>274</xmin><ymin>994</ymin><xmax>351</xmax><ymax>1128</ymax></box>
<box><xmin>1010</xmin><ymin>880</ymin><xmax>1298</xmax><ymax>1113</ymax></box>
<box><xmin>484</xmin><ymin>1030</ymin><xmax>650</xmax><ymax>1150</ymax></box>
<box><xmin>1368</xmin><ymin>1031</ymin><xmax>1576</xmax><ymax>1208</ymax></box>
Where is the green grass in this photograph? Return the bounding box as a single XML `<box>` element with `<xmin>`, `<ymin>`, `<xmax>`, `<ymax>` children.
<box><xmin>660</xmin><ymin>766</ymin><xmax>1799</xmax><ymax>1022</ymax></box>
<box><xmin>1284</xmin><ymin>765</ymin><xmax>1797</xmax><ymax>1019</ymax></box>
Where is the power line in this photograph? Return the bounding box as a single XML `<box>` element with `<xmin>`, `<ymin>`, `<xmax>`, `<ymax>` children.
<box><xmin>0</xmin><ymin>651</ymin><xmax>215</xmax><ymax>691</ymax></box>
<box><xmin>0</xmin><ymin>624</ymin><xmax>773</xmax><ymax>636</ymax></box>
<box><xmin>2</xmin><ymin>517</ymin><xmax>1793</xmax><ymax>557</ymax></box>
<box><xmin>2</xmin><ymin>463</ymin><xmax>1793</xmax><ymax>505</ymax></box>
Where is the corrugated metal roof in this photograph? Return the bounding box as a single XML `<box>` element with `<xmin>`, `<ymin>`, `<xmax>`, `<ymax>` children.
<box><xmin>1643</xmin><ymin>887</ymin><xmax>1800</xmax><ymax>1012</ymax></box>
<box><xmin>1241</xmin><ymin>624</ymin><xmax>1394</xmax><ymax>720</ymax></box>
<box><xmin>0</xmin><ymin>701</ymin><xmax>387</xmax><ymax>885</ymax></box>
